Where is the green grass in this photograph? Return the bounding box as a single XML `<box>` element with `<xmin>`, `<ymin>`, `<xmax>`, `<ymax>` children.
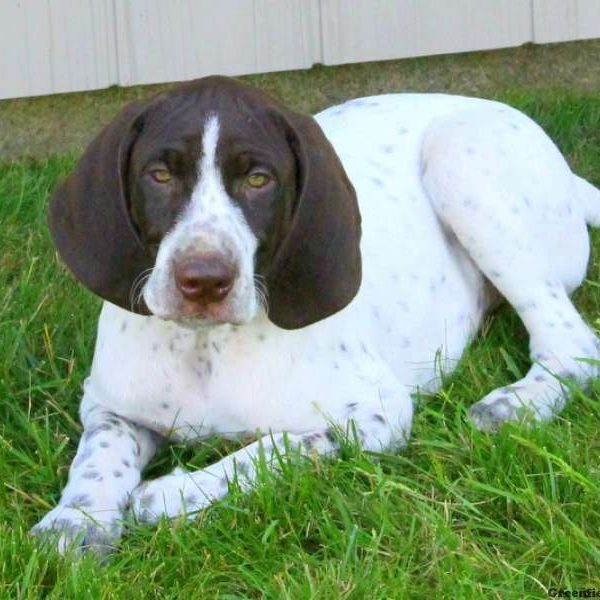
<box><xmin>2</xmin><ymin>89</ymin><xmax>600</xmax><ymax>599</ymax></box>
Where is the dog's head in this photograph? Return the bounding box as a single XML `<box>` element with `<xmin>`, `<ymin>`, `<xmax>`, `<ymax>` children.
<box><xmin>49</xmin><ymin>76</ymin><xmax>361</xmax><ymax>329</ymax></box>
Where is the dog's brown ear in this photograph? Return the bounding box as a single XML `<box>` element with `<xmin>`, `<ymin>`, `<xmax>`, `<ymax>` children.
<box><xmin>265</xmin><ymin>110</ymin><xmax>362</xmax><ymax>329</ymax></box>
<box><xmin>48</xmin><ymin>100</ymin><xmax>151</xmax><ymax>312</ymax></box>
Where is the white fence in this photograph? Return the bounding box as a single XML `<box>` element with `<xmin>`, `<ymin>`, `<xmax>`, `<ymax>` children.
<box><xmin>1</xmin><ymin>0</ymin><xmax>599</xmax><ymax>100</ymax></box>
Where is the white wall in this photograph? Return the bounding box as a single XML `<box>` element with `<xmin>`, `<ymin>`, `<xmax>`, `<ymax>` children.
<box><xmin>1</xmin><ymin>0</ymin><xmax>599</xmax><ymax>100</ymax></box>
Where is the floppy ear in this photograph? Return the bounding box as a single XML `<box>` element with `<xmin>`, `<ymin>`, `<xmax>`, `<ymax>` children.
<box><xmin>265</xmin><ymin>110</ymin><xmax>362</xmax><ymax>329</ymax></box>
<box><xmin>48</xmin><ymin>100</ymin><xmax>151</xmax><ymax>313</ymax></box>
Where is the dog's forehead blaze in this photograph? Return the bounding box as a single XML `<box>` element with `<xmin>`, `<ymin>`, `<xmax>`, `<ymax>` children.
<box><xmin>134</xmin><ymin>82</ymin><xmax>289</xmax><ymax>175</ymax></box>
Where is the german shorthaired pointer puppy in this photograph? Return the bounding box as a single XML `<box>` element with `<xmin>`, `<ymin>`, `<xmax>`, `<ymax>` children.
<box><xmin>33</xmin><ymin>76</ymin><xmax>600</xmax><ymax>554</ymax></box>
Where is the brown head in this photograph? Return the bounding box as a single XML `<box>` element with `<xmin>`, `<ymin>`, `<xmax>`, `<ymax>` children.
<box><xmin>48</xmin><ymin>76</ymin><xmax>362</xmax><ymax>329</ymax></box>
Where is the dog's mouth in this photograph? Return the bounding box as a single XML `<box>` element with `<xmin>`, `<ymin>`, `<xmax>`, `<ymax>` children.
<box><xmin>154</xmin><ymin>304</ymin><xmax>241</xmax><ymax>327</ymax></box>
<box><xmin>151</xmin><ymin>291</ymin><xmax>256</xmax><ymax>328</ymax></box>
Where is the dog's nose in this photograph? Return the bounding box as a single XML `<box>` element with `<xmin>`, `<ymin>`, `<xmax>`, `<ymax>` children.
<box><xmin>174</xmin><ymin>256</ymin><xmax>235</xmax><ymax>304</ymax></box>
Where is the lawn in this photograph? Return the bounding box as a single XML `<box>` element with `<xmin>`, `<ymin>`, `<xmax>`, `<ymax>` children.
<box><xmin>1</xmin><ymin>88</ymin><xmax>600</xmax><ymax>599</ymax></box>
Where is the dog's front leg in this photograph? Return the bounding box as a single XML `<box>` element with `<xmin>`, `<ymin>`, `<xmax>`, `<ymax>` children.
<box><xmin>130</xmin><ymin>404</ymin><xmax>412</xmax><ymax>523</ymax></box>
<box><xmin>32</xmin><ymin>406</ymin><xmax>162</xmax><ymax>556</ymax></box>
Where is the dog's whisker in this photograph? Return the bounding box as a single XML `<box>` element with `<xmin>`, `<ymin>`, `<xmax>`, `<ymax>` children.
<box><xmin>134</xmin><ymin>275</ymin><xmax>150</xmax><ymax>308</ymax></box>
<box><xmin>254</xmin><ymin>274</ymin><xmax>269</xmax><ymax>314</ymax></box>
<box><xmin>129</xmin><ymin>268</ymin><xmax>153</xmax><ymax>311</ymax></box>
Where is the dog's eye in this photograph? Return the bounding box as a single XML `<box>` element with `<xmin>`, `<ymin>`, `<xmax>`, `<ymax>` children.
<box><xmin>246</xmin><ymin>173</ymin><xmax>270</xmax><ymax>188</ymax></box>
<box><xmin>150</xmin><ymin>169</ymin><xmax>172</xmax><ymax>184</ymax></box>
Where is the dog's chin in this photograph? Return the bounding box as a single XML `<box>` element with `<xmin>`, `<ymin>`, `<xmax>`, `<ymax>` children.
<box><xmin>170</xmin><ymin>316</ymin><xmax>228</xmax><ymax>331</ymax></box>
<box><xmin>171</xmin><ymin>314</ymin><xmax>245</xmax><ymax>331</ymax></box>
<box><xmin>150</xmin><ymin>302</ymin><xmax>256</xmax><ymax>330</ymax></box>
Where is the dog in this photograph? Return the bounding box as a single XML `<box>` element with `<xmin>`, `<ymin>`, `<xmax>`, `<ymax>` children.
<box><xmin>32</xmin><ymin>76</ymin><xmax>600</xmax><ymax>555</ymax></box>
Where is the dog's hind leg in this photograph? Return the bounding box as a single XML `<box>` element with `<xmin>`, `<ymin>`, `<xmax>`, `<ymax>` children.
<box><xmin>421</xmin><ymin>106</ymin><xmax>600</xmax><ymax>430</ymax></box>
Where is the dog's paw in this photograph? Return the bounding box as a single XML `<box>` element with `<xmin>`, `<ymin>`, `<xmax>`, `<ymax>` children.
<box><xmin>468</xmin><ymin>377</ymin><xmax>566</xmax><ymax>432</ymax></box>
<box><xmin>31</xmin><ymin>506</ymin><xmax>122</xmax><ymax>557</ymax></box>
<box><xmin>130</xmin><ymin>468</ymin><xmax>224</xmax><ymax>523</ymax></box>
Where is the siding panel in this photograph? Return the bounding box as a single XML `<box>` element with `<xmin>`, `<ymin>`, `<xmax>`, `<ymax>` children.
<box><xmin>320</xmin><ymin>0</ymin><xmax>532</xmax><ymax>64</ymax></box>
<box><xmin>0</xmin><ymin>0</ymin><xmax>116</xmax><ymax>100</ymax></box>
<box><xmin>115</xmin><ymin>0</ymin><xmax>321</xmax><ymax>86</ymax></box>
<box><xmin>533</xmin><ymin>0</ymin><xmax>600</xmax><ymax>43</ymax></box>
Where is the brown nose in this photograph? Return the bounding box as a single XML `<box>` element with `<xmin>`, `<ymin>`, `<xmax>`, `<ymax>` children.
<box><xmin>174</xmin><ymin>256</ymin><xmax>235</xmax><ymax>305</ymax></box>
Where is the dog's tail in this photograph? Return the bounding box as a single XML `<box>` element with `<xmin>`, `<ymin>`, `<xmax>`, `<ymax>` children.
<box><xmin>575</xmin><ymin>175</ymin><xmax>600</xmax><ymax>227</ymax></box>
